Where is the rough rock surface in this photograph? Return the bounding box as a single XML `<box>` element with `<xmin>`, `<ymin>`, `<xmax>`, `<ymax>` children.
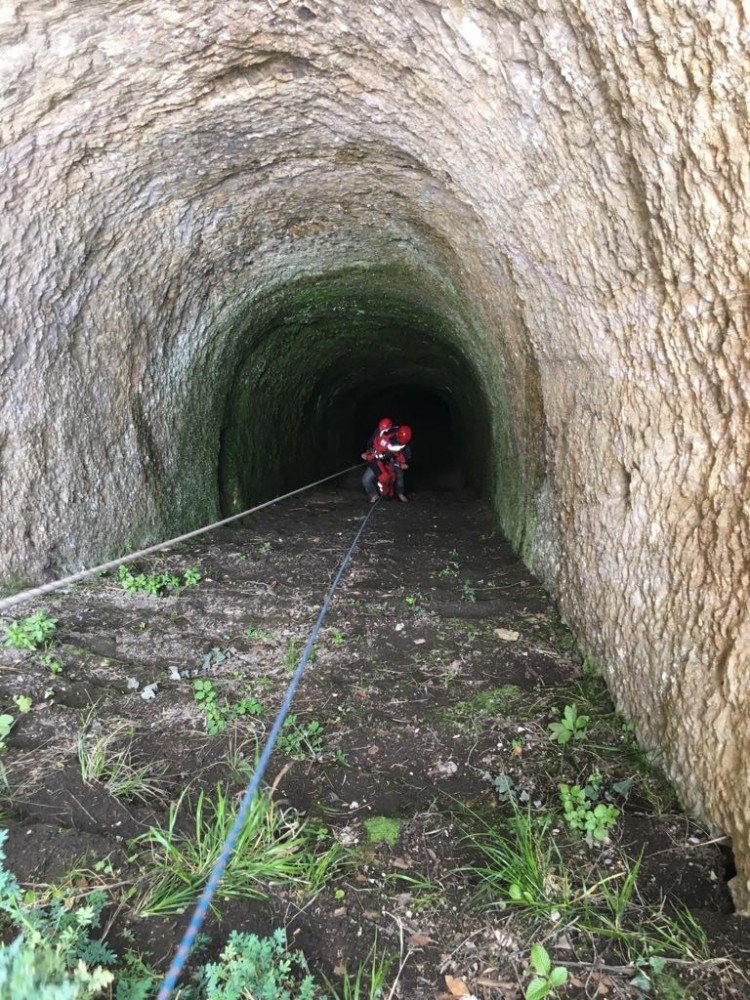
<box><xmin>1</xmin><ymin>2</ymin><xmax>749</xmax><ymax>904</ymax></box>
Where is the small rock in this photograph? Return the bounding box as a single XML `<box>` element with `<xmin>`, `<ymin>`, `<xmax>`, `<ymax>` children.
<box><xmin>494</xmin><ymin>628</ymin><xmax>519</xmax><ymax>641</ymax></box>
<box><xmin>126</xmin><ymin>677</ymin><xmax>139</xmax><ymax>690</ymax></box>
<box><xmin>140</xmin><ymin>683</ymin><xmax>158</xmax><ymax>700</ymax></box>
<box><xmin>435</xmin><ymin>760</ymin><xmax>458</xmax><ymax>776</ymax></box>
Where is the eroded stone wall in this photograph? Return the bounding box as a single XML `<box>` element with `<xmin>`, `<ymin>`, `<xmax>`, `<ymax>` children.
<box><xmin>1</xmin><ymin>1</ymin><xmax>749</xmax><ymax>903</ymax></box>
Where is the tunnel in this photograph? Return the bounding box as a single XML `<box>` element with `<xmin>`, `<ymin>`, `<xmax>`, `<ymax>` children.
<box><xmin>1</xmin><ymin>1</ymin><xmax>749</xmax><ymax>909</ymax></box>
<box><xmin>216</xmin><ymin>268</ymin><xmax>496</xmax><ymax>511</ymax></box>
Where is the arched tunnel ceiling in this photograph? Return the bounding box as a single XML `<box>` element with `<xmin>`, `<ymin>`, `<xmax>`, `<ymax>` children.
<box><xmin>1</xmin><ymin>2</ymin><xmax>749</xmax><ymax>903</ymax></box>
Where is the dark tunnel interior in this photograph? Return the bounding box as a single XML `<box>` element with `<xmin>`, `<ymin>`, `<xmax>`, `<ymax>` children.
<box><xmin>214</xmin><ymin>268</ymin><xmax>496</xmax><ymax>516</ymax></box>
<box><xmin>344</xmin><ymin>385</ymin><xmax>464</xmax><ymax>492</ymax></box>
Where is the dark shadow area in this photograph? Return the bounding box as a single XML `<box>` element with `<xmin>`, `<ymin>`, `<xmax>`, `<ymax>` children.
<box><xmin>344</xmin><ymin>385</ymin><xmax>465</xmax><ymax>492</ymax></box>
<box><xmin>216</xmin><ymin>268</ymin><xmax>494</xmax><ymax>515</ymax></box>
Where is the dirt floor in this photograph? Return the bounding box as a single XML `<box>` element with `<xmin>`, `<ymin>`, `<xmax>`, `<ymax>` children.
<box><xmin>1</xmin><ymin>487</ymin><xmax>748</xmax><ymax>999</ymax></box>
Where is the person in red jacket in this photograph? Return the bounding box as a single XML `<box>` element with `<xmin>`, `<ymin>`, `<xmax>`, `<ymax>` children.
<box><xmin>361</xmin><ymin>421</ymin><xmax>412</xmax><ymax>502</ymax></box>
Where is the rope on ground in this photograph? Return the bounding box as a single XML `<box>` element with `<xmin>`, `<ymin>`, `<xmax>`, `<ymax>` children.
<box><xmin>156</xmin><ymin>498</ymin><xmax>380</xmax><ymax>1000</ymax></box>
<box><xmin>0</xmin><ymin>464</ymin><xmax>363</xmax><ymax>614</ymax></box>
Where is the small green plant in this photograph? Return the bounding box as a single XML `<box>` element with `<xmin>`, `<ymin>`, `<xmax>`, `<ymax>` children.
<box><xmin>0</xmin><ymin>715</ymin><xmax>15</xmax><ymax>751</ymax></box>
<box><xmin>524</xmin><ymin>943</ymin><xmax>568</xmax><ymax>1000</ymax></box>
<box><xmin>193</xmin><ymin>680</ymin><xmax>263</xmax><ymax>736</ymax></box>
<box><xmin>0</xmin><ymin>831</ymin><xmax>116</xmax><ymax>996</ymax></box>
<box><xmin>491</xmin><ymin>773</ymin><xmax>516</xmax><ymax>803</ymax></box>
<box><xmin>437</xmin><ymin>558</ymin><xmax>460</xmax><ymax>579</ymax></box>
<box><xmin>193</xmin><ymin>678</ymin><xmax>225</xmax><ymax>733</ymax></box>
<box><xmin>259</xmin><ymin>540</ymin><xmax>273</xmax><ymax>555</ymax></box>
<box><xmin>198</xmin><ymin>928</ymin><xmax>319</xmax><ymax>999</ymax></box>
<box><xmin>282</xmin><ymin>638</ymin><xmax>320</xmax><ymax>673</ymax></box>
<box><xmin>331</xmin><ymin>630</ymin><xmax>345</xmax><ymax>645</ymax></box>
<box><xmin>404</xmin><ymin>594</ymin><xmax>419</xmax><ymax>609</ymax></box>
<box><xmin>448</xmin><ymin>685</ymin><xmax>524</xmax><ymax>727</ymax></box>
<box><xmin>244</xmin><ymin>626</ymin><xmax>273</xmax><ymax>640</ymax></box>
<box><xmin>116</xmin><ymin>566</ymin><xmax>176</xmax><ymax>596</ymax></box>
<box><xmin>40</xmin><ymin>653</ymin><xmax>63</xmax><ymax>675</ymax></box>
<box><xmin>324</xmin><ymin>938</ymin><xmax>393</xmax><ymax>999</ymax></box>
<box><xmin>559</xmin><ymin>779</ymin><xmax>621</xmax><ymax>845</ymax></box>
<box><xmin>548</xmin><ymin>704</ymin><xmax>589</xmax><ymax>744</ymax></box>
<box><xmin>12</xmin><ymin>695</ymin><xmax>32</xmax><ymax>714</ymax></box>
<box><xmin>461</xmin><ymin>579</ymin><xmax>476</xmax><ymax>603</ymax></box>
<box><xmin>363</xmin><ymin>817</ymin><xmax>401</xmax><ymax>848</ymax></box>
<box><xmin>277</xmin><ymin>715</ymin><xmax>325</xmax><ymax>759</ymax></box>
<box><xmin>116</xmin><ymin>566</ymin><xmax>198</xmax><ymax>596</ymax></box>
<box><xmin>3</xmin><ymin>609</ymin><xmax>57</xmax><ymax>650</ymax></box>
<box><xmin>630</xmin><ymin>954</ymin><xmax>667</xmax><ymax>992</ymax></box>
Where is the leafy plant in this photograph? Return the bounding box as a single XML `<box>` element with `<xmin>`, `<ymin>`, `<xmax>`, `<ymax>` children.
<box><xmin>116</xmin><ymin>565</ymin><xmax>198</xmax><ymax>596</ymax></box>
<box><xmin>277</xmin><ymin>715</ymin><xmax>325</xmax><ymax>759</ymax></box>
<box><xmin>193</xmin><ymin>680</ymin><xmax>263</xmax><ymax>736</ymax></box>
<box><xmin>134</xmin><ymin>783</ymin><xmax>344</xmax><ymax>916</ymax></box>
<box><xmin>631</xmin><ymin>954</ymin><xmax>667</xmax><ymax>992</ymax></box>
<box><xmin>245</xmin><ymin>626</ymin><xmax>273</xmax><ymax>640</ymax></box>
<box><xmin>12</xmin><ymin>695</ymin><xmax>32</xmax><ymax>715</ymax></box>
<box><xmin>559</xmin><ymin>779</ymin><xmax>621</xmax><ymax>845</ymax></box>
<box><xmin>0</xmin><ymin>831</ymin><xmax>116</xmax><ymax>996</ymax></box>
<box><xmin>331</xmin><ymin>630</ymin><xmax>345</xmax><ymax>645</ymax></box>
<box><xmin>548</xmin><ymin>704</ymin><xmax>589</xmax><ymax>744</ymax></box>
<box><xmin>3</xmin><ymin>610</ymin><xmax>57</xmax><ymax>650</ymax></box>
<box><xmin>259</xmin><ymin>540</ymin><xmax>273</xmax><ymax>555</ymax></box>
<box><xmin>40</xmin><ymin>653</ymin><xmax>63</xmax><ymax>675</ymax></box>
<box><xmin>198</xmin><ymin>928</ymin><xmax>320</xmax><ymax>999</ymax></box>
<box><xmin>0</xmin><ymin>715</ymin><xmax>15</xmax><ymax>752</ymax></box>
<box><xmin>524</xmin><ymin>943</ymin><xmax>568</xmax><ymax>1000</ymax></box>
<box><xmin>491</xmin><ymin>773</ymin><xmax>516</xmax><ymax>803</ymax></box>
<box><xmin>461</xmin><ymin>579</ymin><xmax>476</xmax><ymax>603</ymax></box>
<box><xmin>437</xmin><ymin>559</ymin><xmax>460</xmax><ymax>579</ymax></box>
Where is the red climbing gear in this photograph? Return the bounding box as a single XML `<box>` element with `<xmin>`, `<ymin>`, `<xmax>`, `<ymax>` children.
<box><xmin>375</xmin><ymin>434</ymin><xmax>391</xmax><ymax>456</ymax></box>
<box><xmin>376</xmin><ymin>460</ymin><xmax>397</xmax><ymax>497</ymax></box>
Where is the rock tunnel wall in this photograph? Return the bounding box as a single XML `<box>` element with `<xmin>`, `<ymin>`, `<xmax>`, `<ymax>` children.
<box><xmin>1</xmin><ymin>2</ymin><xmax>749</xmax><ymax>903</ymax></box>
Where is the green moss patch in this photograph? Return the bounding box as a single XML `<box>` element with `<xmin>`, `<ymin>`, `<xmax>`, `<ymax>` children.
<box><xmin>364</xmin><ymin>816</ymin><xmax>402</xmax><ymax>848</ymax></box>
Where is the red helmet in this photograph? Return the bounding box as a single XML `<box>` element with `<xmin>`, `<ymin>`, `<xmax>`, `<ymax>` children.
<box><xmin>377</xmin><ymin>417</ymin><xmax>393</xmax><ymax>431</ymax></box>
<box><xmin>396</xmin><ymin>425</ymin><xmax>412</xmax><ymax>444</ymax></box>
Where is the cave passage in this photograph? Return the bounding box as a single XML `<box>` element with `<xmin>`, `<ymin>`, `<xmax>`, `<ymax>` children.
<box><xmin>347</xmin><ymin>385</ymin><xmax>463</xmax><ymax>492</ymax></box>
<box><xmin>216</xmin><ymin>267</ymin><xmax>498</xmax><ymax>515</ymax></box>
<box><xmin>2</xmin><ymin>0</ymin><xmax>748</xmax><ymax>909</ymax></box>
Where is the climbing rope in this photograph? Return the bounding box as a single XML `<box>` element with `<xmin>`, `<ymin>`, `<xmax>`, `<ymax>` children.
<box><xmin>156</xmin><ymin>498</ymin><xmax>380</xmax><ymax>1000</ymax></box>
<box><xmin>0</xmin><ymin>464</ymin><xmax>363</xmax><ymax>614</ymax></box>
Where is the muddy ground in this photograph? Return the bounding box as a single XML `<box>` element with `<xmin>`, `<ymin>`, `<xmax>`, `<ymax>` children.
<box><xmin>0</xmin><ymin>488</ymin><xmax>748</xmax><ymax>999</ymax></box>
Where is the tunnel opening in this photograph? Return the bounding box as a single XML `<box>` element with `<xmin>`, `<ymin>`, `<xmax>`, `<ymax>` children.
<box><xmin>346</xmin><ymin>384</ymin><xmax>465</xmax><ymax>492</ymax></box>
<box><xmin>214</xmin><ymin>267</ymin><xmax>500</xmax><ymax>518</ymax></box>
